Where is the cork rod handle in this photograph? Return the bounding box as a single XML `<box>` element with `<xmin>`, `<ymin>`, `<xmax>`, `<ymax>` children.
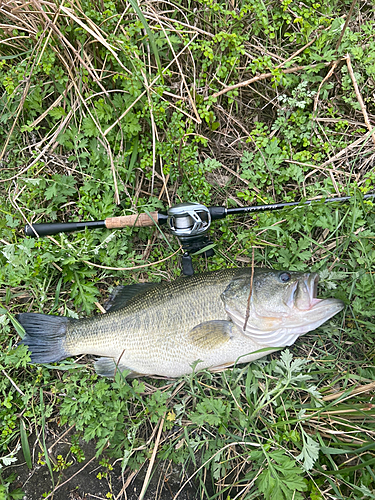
<box><xmin>105</xmin><ymin>212</ymin><xmax>159</xmax><ymax>229</ymax></box>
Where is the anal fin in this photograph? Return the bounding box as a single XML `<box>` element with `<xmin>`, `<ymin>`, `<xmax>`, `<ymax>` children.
<box><xmin>94</xmin><ymin>357</ymin><xmax>139</xmax><ymax>378</ymax></box>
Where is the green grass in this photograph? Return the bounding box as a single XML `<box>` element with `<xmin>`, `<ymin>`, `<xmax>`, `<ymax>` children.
<box><xmin>1</xmin><ymin>0</ymin><xmax>375</xmax><ymax>498</ymax></box>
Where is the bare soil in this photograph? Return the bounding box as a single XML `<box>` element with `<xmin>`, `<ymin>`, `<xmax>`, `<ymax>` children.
<box><xmin>6</xmin><ymin>430</ymin><xmax>198</xmax><ymax>500</ymax></box>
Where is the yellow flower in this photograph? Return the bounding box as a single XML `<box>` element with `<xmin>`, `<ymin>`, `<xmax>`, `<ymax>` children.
<box><xmin>166</xmin><ymin>410</ymin><xmax>176</xmax><ymax>422</ymax></box>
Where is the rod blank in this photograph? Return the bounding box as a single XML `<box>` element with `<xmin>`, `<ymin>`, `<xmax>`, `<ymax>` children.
<box><xmin>227</xmin><ymin>194</ymin><xmax>375</xmax><ymax>216</ymax></box>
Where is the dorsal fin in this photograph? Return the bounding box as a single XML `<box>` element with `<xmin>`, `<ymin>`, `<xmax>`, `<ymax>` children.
<box><xmin>104</xmin><ymin>283</ymin><xmax>158</xmax><ymax>312</ymax></box>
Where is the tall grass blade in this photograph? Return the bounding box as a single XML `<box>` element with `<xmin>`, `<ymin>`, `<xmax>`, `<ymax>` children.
<box><xmin>39</xmin><ymin>388</ymin><xmax>54</xmax><ymax>489</ymax></box>
<box><xmin>127</xmin><ymin>0</ymin><xmax>164</xmax><ymax>82</ymax></box>
<box><xmin>20</xmin><ymin>420</ymin><xmax>32</xmax><ymax>469</ymax></box>
<box><xmin>127</xmin><ymin>135</ymin><xmax>139</xmax><ymax>183</ymax></box>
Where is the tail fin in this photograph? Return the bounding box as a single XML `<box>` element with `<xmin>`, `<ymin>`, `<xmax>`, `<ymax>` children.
<box><xmin>17</xmin><ymin>313</ymin><xmax>71</xmax><ymax>364</ymax></box>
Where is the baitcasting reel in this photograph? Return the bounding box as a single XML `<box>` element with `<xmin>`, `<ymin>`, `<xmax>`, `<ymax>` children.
<box><xmin>167</xmin><ymin>202</ymin><xmax>214</xmax><ymax>275</ymax></box>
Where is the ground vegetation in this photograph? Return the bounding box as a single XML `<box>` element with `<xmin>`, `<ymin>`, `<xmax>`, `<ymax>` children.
<box><xmin>1</xmin><ymin>0</ymin><xmax>375</xmax><ymax>498</ymax></box>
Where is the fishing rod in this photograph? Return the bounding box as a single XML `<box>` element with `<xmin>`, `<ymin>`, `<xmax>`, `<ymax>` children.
<box><xmin>24</xmin><ymin>193</ymin><xmax>375</xmax><ymax>275</ymax></box>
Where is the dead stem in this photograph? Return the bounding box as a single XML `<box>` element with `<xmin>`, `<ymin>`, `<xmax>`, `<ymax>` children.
<box><xmin>43</xmin><ymin>455</ymin><xmax>98</xmax><ymax>499</ymax></box>
<box><xmin>139</xmin><ymin>413</ymin><xmax>166</xmax><ymax>500</ymax></box>
<box><xmin>313</xmin><ymin>60</ymin><xmax>341</xmax><ymax>115</ymax></box>
<box><xmin>155</xmin><ymin>9</ymin><xmax>201</xmax><ymax>123</ymax></box>
<box><xmin>319</xmin><ymin>129</ymin><xmax>375</xmax><ymax>167</ymax></box>
<box><xmin>0</xmin><ymin>105</ymin><xmax>78</xmax><ymax>184</ymax></box>
<box><xmin>82</xmin><ymin>246</ymin><xmax>182</xmax><ymax>271</ymax></box>
<box><xmin>208</xmin><ymin>60</ymin><xmax>344</xmax><ymax>100</ymax></box>
<box><xmin>243</xmin><ymin>247</ymin><xmax>255</xmax><ymax>332</ymax></box>
<box><xmin>335</xmin><ymin>0</ymin><xmax>358</xmax><ymax>52</ymax></box>
<box><xmin>345</xmin><ymin>53</ymin><xmax>375</xmax><ymax>146</ymax></box>
<box><xmin>322</xmin><ymin>381</ymin><xmax>375</xmax><ymax>402</ymax></box>
<box><xmin>173</xmin><ymin>440</ymin><xmax>261</xmax><ymax>500</ymax></box>
<box><xmin>103</xmin><ymin>31</ymin><xmax>199</xmax><ymax>137</ymax></box>
<box><xmin>1</xmin><ymin>369</ymin><xmax>25</xmax><ymax>396</ymax></box>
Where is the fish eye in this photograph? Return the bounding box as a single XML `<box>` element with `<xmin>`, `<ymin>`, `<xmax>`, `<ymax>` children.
<box><xmin>279</xmin><ymin>272</ymin><xmax>291</xmax><ymax>283</ymax></box>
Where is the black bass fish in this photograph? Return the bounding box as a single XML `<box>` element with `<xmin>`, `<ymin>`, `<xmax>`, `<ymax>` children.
<box><xmin>17</xmin><ymin>268</ymin><xmax>344</xmax><ymax>377</ymax></box>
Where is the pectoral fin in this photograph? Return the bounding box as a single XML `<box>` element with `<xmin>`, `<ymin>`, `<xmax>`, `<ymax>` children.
<box><xmin>188</xmin><ymin>320</ymin><xmax>233</xmax><ymax>349</ymax></box>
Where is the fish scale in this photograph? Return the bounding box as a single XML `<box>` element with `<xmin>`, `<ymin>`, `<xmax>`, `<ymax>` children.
<box><xmin>17</xmin><ymin>267</ymin><xmax>344</xmax><ymax>378</ymax></box>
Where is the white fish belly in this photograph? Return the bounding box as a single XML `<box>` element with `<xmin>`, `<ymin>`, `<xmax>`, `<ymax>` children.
<box><xmin>113</xmin><ymin>325</ymin><xmax>275</xmax><ymax>377</ymax></box>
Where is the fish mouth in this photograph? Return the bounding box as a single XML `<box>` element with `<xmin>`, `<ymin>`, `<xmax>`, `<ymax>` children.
<box><xmin>227</xmin><ymin>273</ymin><xmax>344</xmax><ymax>347</ymax></box>
<box><xmin>312</xmin><ymin>274</ymin><xmax>319</xmax><ymax>302</ymax></box>
<box><xmin>283</xmin><ymin>273</ymin><xmax>344</xmax><ymax>327</ymax></box>
<box><xmin>310</xmin><ymin>273</ymin><xmax>321</xmax><ymax>308</ymax></box>
<box><xmin>292</xmin><ymin>273</ymin><xmax>321</xmax><ymax>310</ymax></box>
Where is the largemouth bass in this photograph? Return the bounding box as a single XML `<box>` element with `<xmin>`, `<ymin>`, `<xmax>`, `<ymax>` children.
<box><xmin>17</xmin><ymin>268</ymin><xmax>344</xmax><ymax>378</ymax></box>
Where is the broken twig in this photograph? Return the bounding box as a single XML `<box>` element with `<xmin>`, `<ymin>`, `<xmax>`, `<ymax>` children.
<box><xmin>243</xmin><ymin>247</ymin><xmax>255</xmax><ymax>331</ymax></box>
<box><xmin>345</xmin><ymin>53</ymin><xmax>375</xmax><ymax>146</ymax></box>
